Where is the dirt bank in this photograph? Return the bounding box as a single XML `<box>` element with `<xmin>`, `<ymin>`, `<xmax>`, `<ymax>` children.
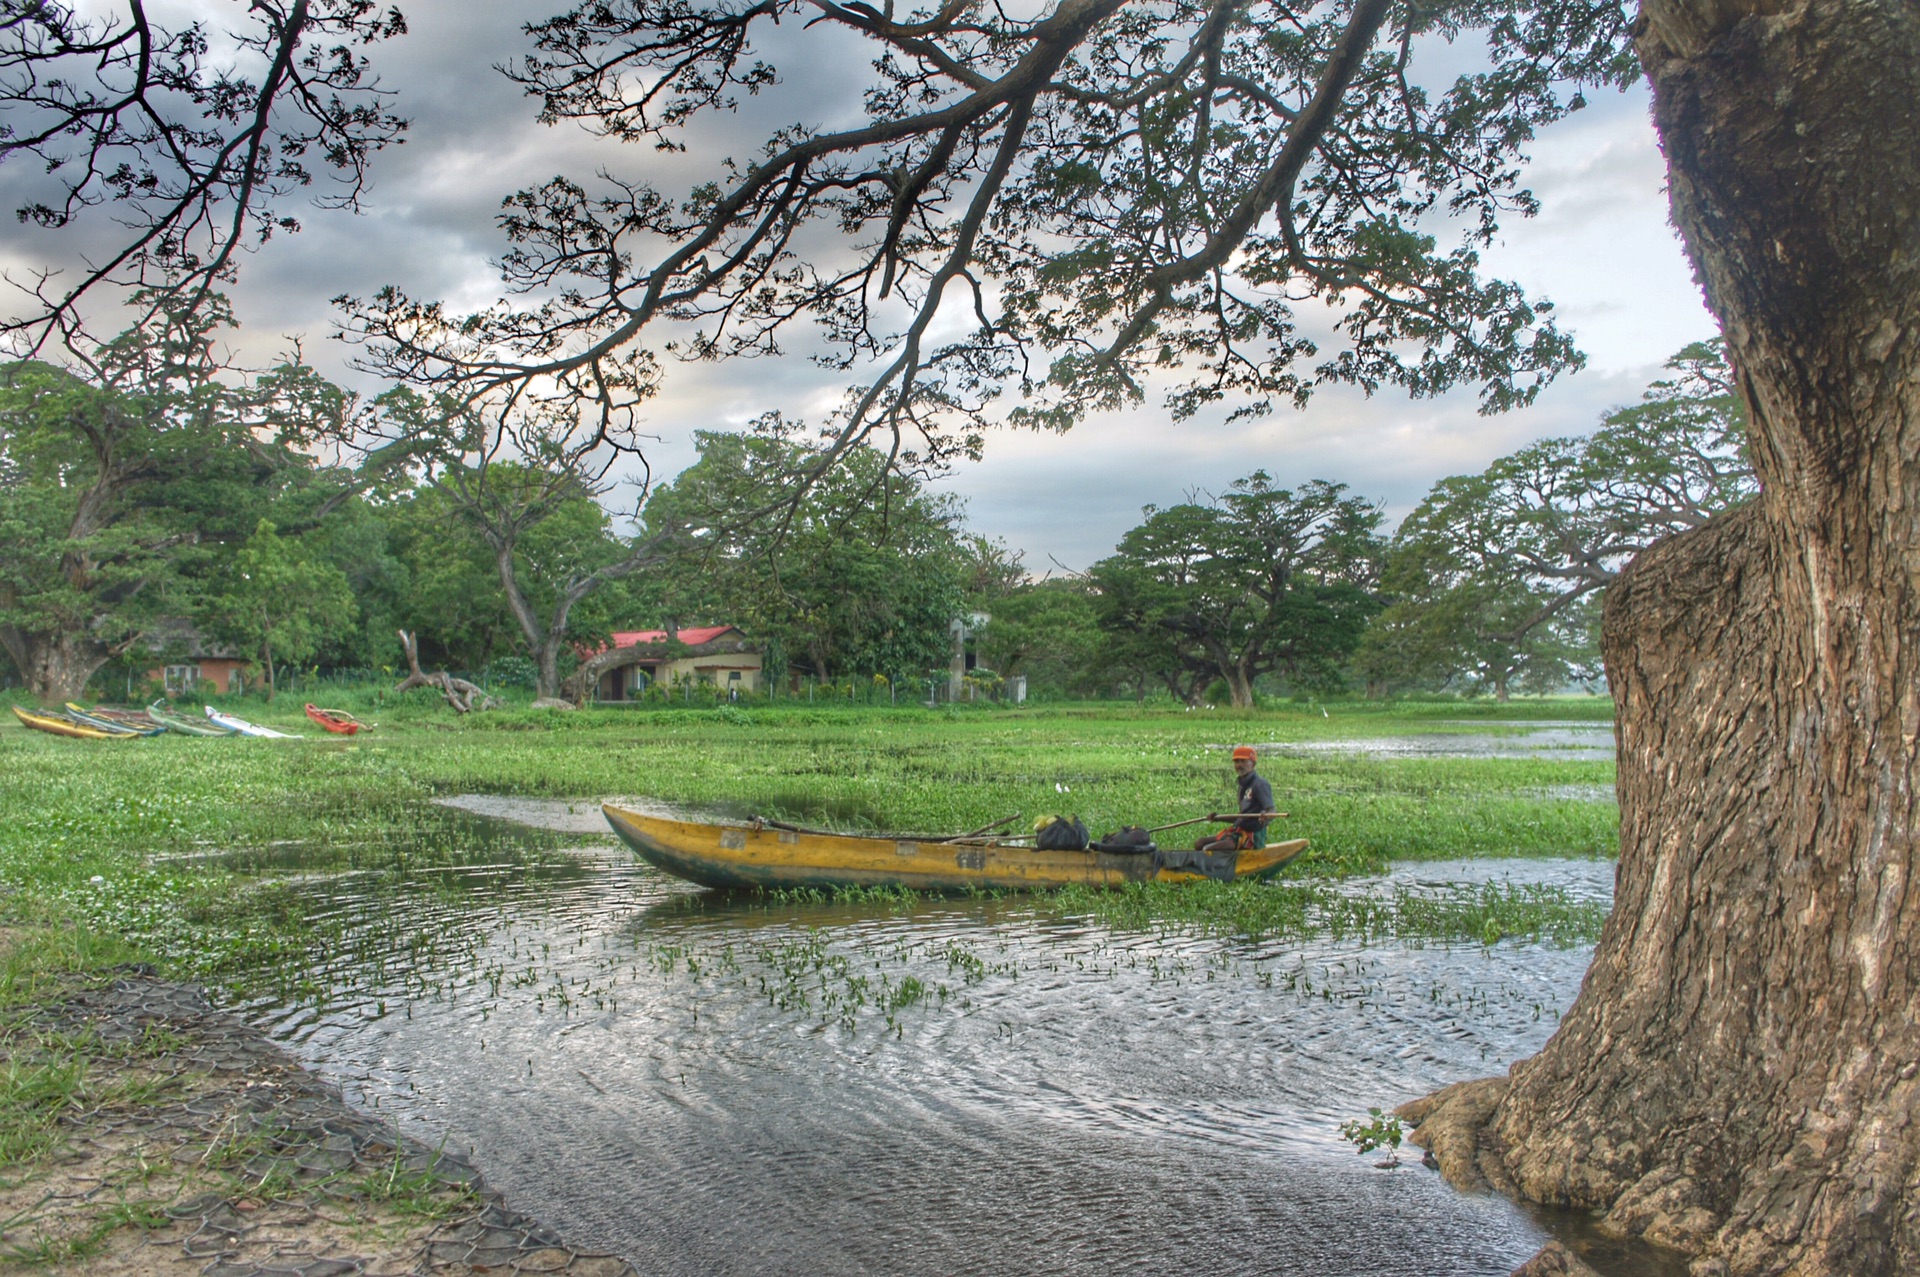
<box><xmin>0</xmin><ymin>967</ymin><xmax>638</xmax><ymax>1276</ymax></box>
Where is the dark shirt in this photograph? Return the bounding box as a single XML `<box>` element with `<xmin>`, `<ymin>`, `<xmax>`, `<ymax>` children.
<box><xmin>1236</xmin><ymin>770</ymin><xmax>1274</xmax><ymax>831</ymax></box>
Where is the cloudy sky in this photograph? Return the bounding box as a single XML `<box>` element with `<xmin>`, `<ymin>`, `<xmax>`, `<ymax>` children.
<box><xmin>2</xmin><ymin>1</ymin><xmax>1716</xmax><ymax>572</ymax></box>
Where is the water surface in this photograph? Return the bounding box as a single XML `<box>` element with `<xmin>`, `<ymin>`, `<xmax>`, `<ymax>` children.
<box><xmin>233</xmin><ymin>796</ymin><xmax>1673</xmax><ymax>1277</ymax></box>
<box><xmin>1263</xmin><ymin>727</ymin><xmax>1615</xmax><ymax>761</ymax></box>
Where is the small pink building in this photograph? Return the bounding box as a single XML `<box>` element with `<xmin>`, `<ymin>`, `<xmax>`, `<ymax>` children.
<box><xmin>143</xmin><ymin>622</ymin><xmax>250</xmax><ymax>695</ymax></box>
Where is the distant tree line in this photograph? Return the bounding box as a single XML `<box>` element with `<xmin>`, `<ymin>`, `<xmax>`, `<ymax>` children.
<box><xmin>0</xmin><ymin>320</ymin><xmax>1748</xmax><ymax>706</ymax></box>
<box><xmin>966</xmin><ymin>340</ymin><xmax>1752</xmax><ymax>704</ymax></box>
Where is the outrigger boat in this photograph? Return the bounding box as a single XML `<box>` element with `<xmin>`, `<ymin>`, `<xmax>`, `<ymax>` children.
<box><xmin>602</xmin><ymin>804</ymin><xmax>1308</xmax><ymax>892</ymax></box>
<box><xmin>304</xmin><ymin>704</ymin><xmax>367</xmax><ymax>735</ymax></box>
<box><xmin>71</xmin><ymin>703</ymin><xmax>165</xmax><ymax>732</ymax></box>
<box><xmin>12</xmin><ymin>705</ymin><xmax>134</xmax><ymax>740</ymax></box>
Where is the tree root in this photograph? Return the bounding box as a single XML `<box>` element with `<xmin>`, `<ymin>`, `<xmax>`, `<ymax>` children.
<box><xmin>1398</xmin><ymin>1078</ymin><xmax>1711</xmax><ymax>1275</ymax></box>
<box><xmin>1394</xmin><ymin>1077</ymin><xmax>1514</xmax><ymax>1195</ymax></box>
<box><xmin>1509</xmin><ymin>1242</ymin><xmax>1605</xmax><ymax>1277</ymax></box>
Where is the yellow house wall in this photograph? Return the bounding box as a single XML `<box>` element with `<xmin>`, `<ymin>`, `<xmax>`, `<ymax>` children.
<box><xmin>658</xmin><ymin>652</ymin><xmax>763</xmax><ymax>692</ymax></box>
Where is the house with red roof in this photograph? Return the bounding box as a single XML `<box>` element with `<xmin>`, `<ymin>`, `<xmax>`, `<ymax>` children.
<box><xmin>589</xmin><ymin>625</ymin><xmax>763</xmax><ymax>701</ymax></box>
<box><xmin>141</xmin><ymin>620</ymin><xmax>251</xmax><ymax>696</ymax></box>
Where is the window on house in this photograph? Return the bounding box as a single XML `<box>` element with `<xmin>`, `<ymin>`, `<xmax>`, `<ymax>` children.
<box><xmin>165</xmin><ymin>665</ymin><xmax>197</xmax><ymax>695</ymax></box>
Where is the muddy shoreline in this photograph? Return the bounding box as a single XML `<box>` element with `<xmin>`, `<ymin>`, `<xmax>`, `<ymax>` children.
<box><xmin>4</xmin><ymin>968</ymin><xmax>637</xmax><ymax>1276</ymax></box>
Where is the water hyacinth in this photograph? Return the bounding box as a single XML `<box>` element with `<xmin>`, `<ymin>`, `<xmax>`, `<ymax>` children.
<box><xmin>0</xmin><ymin>697</ymin><xmax>1616</xmax><ymax>1022</ymax></box>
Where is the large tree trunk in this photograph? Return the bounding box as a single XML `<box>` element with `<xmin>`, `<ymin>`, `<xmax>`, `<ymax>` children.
<box><xmin>1412</xmin><ymin>5</ymin><xmax>1920</xmax><ymax>1273</ymax></box>
<box><xmin>2</xmin><ymin>627</ymin><xmax>114</xmax><ymax>705</ymax></box>
<box><xmin>534</xmin><ymin>635</ymin><xmax>563</xmax><ymax>706</ymax></box>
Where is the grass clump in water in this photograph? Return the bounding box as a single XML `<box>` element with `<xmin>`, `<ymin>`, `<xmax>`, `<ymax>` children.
<box><xmin>0</xmin><ymin>695</ymin><xmax>1615</xmax><ymax>1016</ymax></box>
<box><xmin>1045</xmin><ymin>879</ymin><xmax>1607</xmax><ymax>946</ymax></box>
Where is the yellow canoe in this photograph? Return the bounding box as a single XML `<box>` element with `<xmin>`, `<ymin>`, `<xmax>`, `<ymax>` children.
<box><xmin>603</xmin><ymin>804</ymin><xmax>1308</xmax><ymax>892</ymax></box>
<box><xmin>12</xmin><ymin>705</ymin><xmax>133</xmax><ymax>740</ymax></box>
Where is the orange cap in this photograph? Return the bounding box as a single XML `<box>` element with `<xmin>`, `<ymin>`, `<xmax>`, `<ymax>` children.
<box><xmin>1231</xmin><ymin>745</ymin><xmax>1256</xmax><ymax>761</ymax></box>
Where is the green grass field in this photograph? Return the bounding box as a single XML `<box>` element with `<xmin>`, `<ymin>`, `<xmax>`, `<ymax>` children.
<box><xmin>0</xmin><ymin>693</ymin><xmax>1618</xmax><ymax>1001</ymax></box>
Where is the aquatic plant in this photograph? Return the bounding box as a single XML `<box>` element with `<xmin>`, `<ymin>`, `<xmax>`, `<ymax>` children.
<box><xmin>1339</xmin><ymin>1108</ymin><xmax>1406</xmax><ymax>1168</ymax></box>
<box><xmin>0</xmin><ymin>698</ymin><xmax>1615</xmax><ymax>1039</ymax></box>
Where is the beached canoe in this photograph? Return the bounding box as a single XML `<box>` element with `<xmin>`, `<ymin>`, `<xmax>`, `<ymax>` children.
<box><xmin>12</xmin><ymin>705</ymin><xmax>133</xmax><ymax>740</ymax></box>
<box><xmin>72</xmin><ymin>704</ymin><xmax>166</xmax><ymax>732</ymax></box>
<box><xmin>204</xmin><ymin>706</ymin><xmax>302</xmax><ymax>738</ymax></box>
<box><xmin>65</xmin><ymin>703</ymin><xmax>165</xmax><ymax>735</ymax></box>
<box><xmin>602</xmin><ymin>804</ymin><xmax>1308</xmax><ymax>892</ymax></box>
<box><xmin>146</xmin><ymin>703</ymin><xmax>235</xmax><ymax>736</ymax></box>
<box><xmin>304</xmin><ymin>704</ymin><xmax>364</xmax><ymax>735</ymax></box>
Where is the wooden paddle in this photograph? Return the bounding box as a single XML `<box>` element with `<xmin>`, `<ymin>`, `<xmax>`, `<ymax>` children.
<box><xmin>1146</xmin><ymin>811</ymin><xmax>1290</xmax><ymax>833</ymax></box>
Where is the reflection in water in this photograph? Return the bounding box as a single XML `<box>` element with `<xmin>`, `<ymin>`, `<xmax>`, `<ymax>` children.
<box><xmin>1264</xmin><ymin>728</ymin><xmax>1616</xmax><ymax>761</ymax></box>
<box><xmin>236</xmin><ymin>809</ymin><xmax>1675</xmax><ymax>1277</ymax></box>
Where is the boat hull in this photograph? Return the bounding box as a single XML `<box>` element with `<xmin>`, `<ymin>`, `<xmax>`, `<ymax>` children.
<box><xmin>603</xmin><ymin>805</ymin><xmax>1307</xmax><ymax>891</ymax></box>
<box><xmin>13</xmin><ymin>706</ymin><xmax>130</xmax><ymax>740</ymax></box>
<box><xmin>205</xmin><ymin>706</ymin><xmax>300</xmax><ymax>738</ymax></box>
<box><xmin>304</xmin><ymin>704</ymin><xmax>361</xmax><ymax>735</ymax></box>
<box><xmin>65</xmin><ymin>703</ymin><xmax>164</xmax><ymax>735</ymax></box>
<box><xmin>146</xmin><ymin>704</ymin><xmax>233</xmax><ymax>736</ymax></box>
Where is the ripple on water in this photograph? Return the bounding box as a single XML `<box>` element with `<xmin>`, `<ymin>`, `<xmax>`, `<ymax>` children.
<box><xmin>1262</xmin><ymin>728</ymin><xmax>1616</xmax><ymax>761</ymax></box>
<box><xmin>235</xmin><ymin>807</ymin><xmax>1679</xmax><ymax>1277</ymax></box>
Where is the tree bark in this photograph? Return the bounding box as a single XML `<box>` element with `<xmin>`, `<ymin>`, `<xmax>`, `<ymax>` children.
<box><xmin>261</xmin><ymin>630</ymin><xmax>277</xmax><ymax>703</ymax></box>
<box><xmin>1</xmin><ymin>627</ymin><xmax>113</xmax><ymax>706</ymax></box>
<box><xmin>1412</xmin><ymin>5</ymin><xmax>1920</xmax><ymax>1273</ymax></box>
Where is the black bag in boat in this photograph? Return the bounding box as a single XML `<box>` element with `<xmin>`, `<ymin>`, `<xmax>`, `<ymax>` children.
<box><xmin>1035</xmin><ymin>815</ymin><xmax>1091</xmax><ymax>850</ymax></box>
<box><xmin>1093</xmin><ymin>825</ymin><xmax>1156</xmax><ymax>854</ymax></box>
<box><xmin>1150</xmin><ymin>847</ymin><xmax>1240</xmax><ymax>881</ymax></box>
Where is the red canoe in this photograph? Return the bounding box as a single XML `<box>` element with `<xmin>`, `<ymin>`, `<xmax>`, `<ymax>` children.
<box><xmin>304</xmin><ymin>704</ymin><xmax>365</xmax><ymax>735</ymax></box>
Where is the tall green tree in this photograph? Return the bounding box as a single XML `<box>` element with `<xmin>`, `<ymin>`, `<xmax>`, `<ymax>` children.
<box><xmin>1091</xmin><ymin>474</ymin><xmax>1384</xmax><ymax>706</ymax></box>
<box><xmin>0</xmin><ymin>297</ymin><xmax>354</xmax><ymax>703</ymax></box>
<box><xmin>971</xmin><ymin>577</ymin><xmax>1106</xmax><ymax>699</ymax></box>
<box><xmin>642</xmin><ymin>418</ymin><xmax>966</xmax><ymax>686</ymax></box>
<box><xmin>204</xmin><ymin>520</ymin><xmax>356</xmax><ymax>701</ymax></box>
<box><xmin>1362</xmin><ymin>340</ymin><xmax>1751</xmax><ymax>697</ymax></box>
<box><xmin>372</xmin><ymin>484</ymin><xmax>514</xmax><ymax>672</ymax></box>
<box><xmin>301</xmin><ymin>493</ymin><xmax>413</xmax><ymax>670</ymax></box>
<box><xmin>958</xmin><ymin>541</ymin><xmax>1107</xmax><ymax>699</ymax></box>
<box><xmin>365</xmin><ymin>391</ymin><xmax>665</xmax><ymax>699</ymax></box>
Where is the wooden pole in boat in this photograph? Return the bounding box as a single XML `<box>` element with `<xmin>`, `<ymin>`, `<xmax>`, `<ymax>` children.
<box><xmin>940</xmin><ymin>813</ymin><xmax>1021</xmax><ymax>842</ymax></box>
<box><xmin>1146</xmin><ymin>812</ymin><xmax>1290</xmax><ymax>833</ymax></box>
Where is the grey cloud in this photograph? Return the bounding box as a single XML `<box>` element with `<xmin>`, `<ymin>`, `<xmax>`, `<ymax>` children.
<box><xmin>932</xmin><ymin>359</ymin><xmax>1659</xmax><ymax>571</ymax></box>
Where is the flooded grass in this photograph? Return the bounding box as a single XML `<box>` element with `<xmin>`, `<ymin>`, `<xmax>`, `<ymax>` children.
<box><xmin>0</xmin><ymin>697</ymin><xmax>1615</xmax><ymax>1012</ymax></box>
<box><xmin>0</xmin><ymin>702</ymin><xmax>1620</xmax><ymax>1060</ymax></box>
<box><xmin>1044</xmin><ymin>878</ymin><xmax>1608</xmax><ymax>945</ymax></box>
<box><xmin>0</xmin><ymin>697</ymin><xmax>1660</xmax><ymax>1274</ymax></box>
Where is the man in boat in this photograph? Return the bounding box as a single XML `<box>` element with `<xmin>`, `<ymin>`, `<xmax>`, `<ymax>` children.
<box><xmin>1194</xmin><ymin>745</ymin><xmax>1274</xmax><ymax>852</ymax></box>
